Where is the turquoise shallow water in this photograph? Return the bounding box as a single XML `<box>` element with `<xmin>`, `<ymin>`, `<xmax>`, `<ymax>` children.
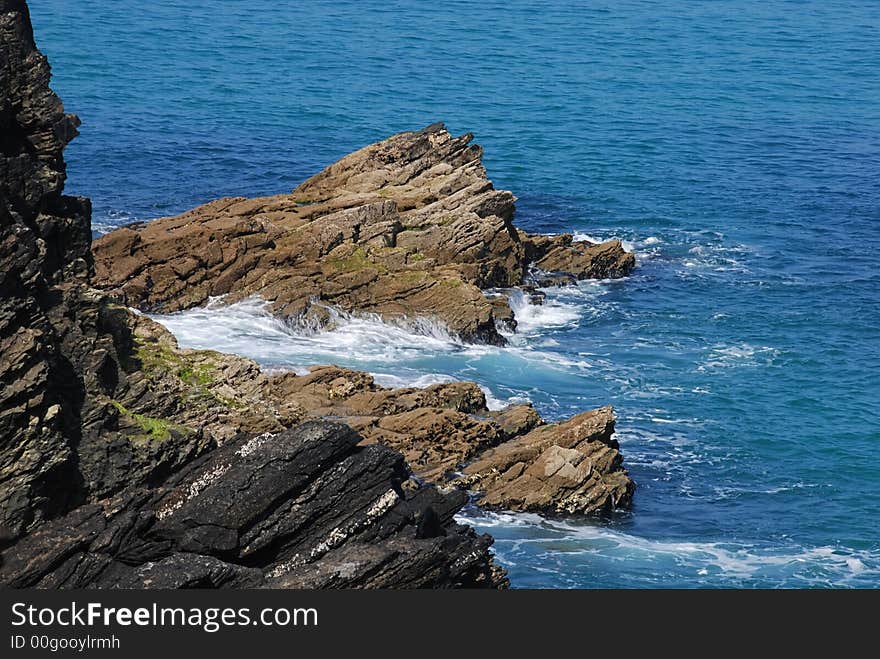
<box><xmin>30</xmin><ymin>0</ymin><xmax>880</xmax><ymax>587</ymax></box>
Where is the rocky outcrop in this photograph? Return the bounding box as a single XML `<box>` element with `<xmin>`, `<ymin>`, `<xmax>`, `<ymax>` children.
<box><xmin>1</xmin><ymin>422</ymin><xmax>506</xmax><ymax>589</ymax></box>
<box><xmin>110</xmin><ymin>315</ymin><xmax>631</xmax><ymax>516</ymax></box>
<box><xmin>0</xmin><ymin>0</ymin><xmax>507</xmax><ymax>589</ymax></box>
<box><xmin>92</xmin><ymin>123</ymin><xmax>635</xmax><ymax>345</ymax></box>
<box><xmin>458</xmin><ymin>407</ymin><xmax>634</xmax><ymax>514</ymax></box>
<box><xmin>2</xmin><ymin>0</ymin><xmax>124</xmax><ymax>537</ymax></box>
<box><xmin>520</xmin><ymin>232</ymin><xmax>635</xmax><ymax>285</ymax></box>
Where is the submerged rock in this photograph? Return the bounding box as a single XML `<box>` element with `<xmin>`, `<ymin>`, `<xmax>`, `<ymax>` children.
<box><xmin>92</xmin><ymin>124</ymin><xmax>635</xmax><ymax>345</ymax></box>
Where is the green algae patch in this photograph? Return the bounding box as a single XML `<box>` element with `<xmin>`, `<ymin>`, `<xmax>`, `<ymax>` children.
<box><xmin>110</xmin><ymin>400</ymin><xmax>188</xmax><ymax>441</ymax></box>
<box><xmin>176</xmin><ymin>360</ymin><xmax>215</xmax><ymax>388</ymax></box>
<box><xmin>136</xmin><ymin>337</ymin><xmax>215</xmax><ymax>386</ymax></box>
<box><xmin>133</xmin><ymin>338</ymin><xmax>243</xmax><ymax>410</ymax></box>
<box><xmin>327</xmin><ymin>246</ymin><xmax>388</xmax><ymax>274</ymax></box>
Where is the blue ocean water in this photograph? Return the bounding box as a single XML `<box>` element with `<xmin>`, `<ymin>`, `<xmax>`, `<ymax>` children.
<box><xmin>30</xmin><ymin>0</ymin><xmax>879</xmax><ymax>587</ymax></box>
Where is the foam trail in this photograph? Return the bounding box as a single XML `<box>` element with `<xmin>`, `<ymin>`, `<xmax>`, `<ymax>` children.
<box><xmin>456</xmin><ymin>509</ymin><xmax>880</xmax><ymax>587</ymax></box>
<box><xmin>698</xmin><ymin>343</ymin><xmax>780</xmax><ymax>371</ymax></box>
<box><xmin>371</xmin><ymin>372</ymin><xmax>458</xmax><ymax>389</ymax></box>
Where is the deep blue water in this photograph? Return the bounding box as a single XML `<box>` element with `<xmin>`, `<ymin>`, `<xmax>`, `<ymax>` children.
<box><xmin>30</xmin><ymin>0</ymin><xmax>880</xmax><ymax>587</ymax></box>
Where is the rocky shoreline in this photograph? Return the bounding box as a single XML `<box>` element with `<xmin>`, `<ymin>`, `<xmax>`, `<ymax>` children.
<box><xmin>1</xmin><ymin>0</ymin><xmax>634</xmax><ymax>589</ymax></box>
<box><xmin>92</xmin><ymin>122</ymin><xmax>634</xmax><ymax>345</ymax></box>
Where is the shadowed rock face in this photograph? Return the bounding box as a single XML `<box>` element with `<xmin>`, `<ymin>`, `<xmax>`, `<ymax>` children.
<box><xmin>1</xmin><ymin>422</ymin><xmax>506</xmax><ymax>589</ymax></box>
<box><xmin>92</xmin><ymin>123</ymin><xmax>635</xmax><ymax>345</ymax></box>
<box><xmin>0</xmin><ymin>0</ymin><xmax>213</xmax><ymax>540</ymax></box>
<box><xmin>1</xmin><ymin>0</ymin><xmax>109</xmax><ymax>536</ymax></box>
<box><xmin>0</xmin><ymin>0</ymin><xmax>507</xmax><ymax>588</ymax></box>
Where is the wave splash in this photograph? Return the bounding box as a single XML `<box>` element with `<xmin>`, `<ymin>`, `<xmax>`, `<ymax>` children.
<box><xmin>151</xmin><ymin>297</ymin><xmax>478</xmax><ymax>367</ymax></box>
<box><xmin>149</xmin><ymin>297</ymin><xmax>561</xmax><ymax>407</ymax></box>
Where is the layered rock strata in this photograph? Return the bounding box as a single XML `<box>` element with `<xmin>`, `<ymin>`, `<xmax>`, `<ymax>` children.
<box><xmin>92</xmin><ymin>123</ymin><xmax>635</xmax><ymax>345</ymax></box>
<box><xmin>1</xmin><ymin>422</ymin><xmax>506</xmax><ymax>589</ymax></box>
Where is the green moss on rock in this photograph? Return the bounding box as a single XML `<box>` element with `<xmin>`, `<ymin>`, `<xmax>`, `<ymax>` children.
<box><xmin>327</xmin><ymin>246</ymin><xmax>388</xmax><ymax>274</ymax></box>
<box><xmin>133</xmin><ymin>338</ymin><xmax>243</xmax><ymax>411</ymax></box>
<box><xmin>110</xmin><ymin>400</ymin><xmax>187</xmax><ymax>441</ymax></box>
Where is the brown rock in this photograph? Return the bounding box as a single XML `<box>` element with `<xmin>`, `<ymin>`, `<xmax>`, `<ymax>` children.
<box><xmin>488</xmin><ymin>403</ymin><xmax>544</xmax><ymax>440</ymax></box>
<box><xmin>92</xmin><ymin>124</ymin><xmax>635</xmax><ymax>345</ymax></box>
<box><xmin>459</xmin><ymin>406</ymin><xmax>635</xmax><ymax>515</ymax></box>
<box><xmin>521</xmin><ymin>232</ymin><xmax>636</xmax><ymax>282</ymax></box>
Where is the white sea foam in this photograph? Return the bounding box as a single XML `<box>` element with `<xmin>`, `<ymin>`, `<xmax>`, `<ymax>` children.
<box><xmin>455</xmin><ymin>509</ymin><xmax>880</xmax><ymax>585</ymax></box>
<box><xmin>712</xmin><ymin>481</ymin><xmax>824</xmax><ymax>500</ymax></box>
<box><xmin>371</xmin><ymin>372</ymin><xmax>458</xmax><ymax>389</ymax></box>
<box><xmin>150</xmin><ymin>297</ymin><xmax>495</xmax><ymax>369</ymax></box>
<box><xmin>369</xmin><ymin>371</ymin><xmax>524</xmax><ymax>410</ymax></box>
<box><xmin>572</xmin><ymin>232</ymin><xmax>663</xmax><ymax>262</ymax></box>
<box><xmin>698</xmin><ymin>343</ymin><xmax>780</xmax><ymax>371</ymax></box>
<box><xmin>571</xmin><ymin>229</ymin><xmax>757</xmax><ymax>276</ymax></box>
<box><xmin>479</xmin><ymin>386</ymin><xmax>531</xmax><ymax>411</ymax></box>
<box><xmin>505</xmin><ymin>288</ymin><xmax>580</xmax><ymax>337</ymax></box>
<box><xmin>571</xmin><ymin>232</ymin><xmax>604</xmax><ymax>245</ymax></box>
<box><xmin>150</xmin><ymin>288</ymin><xmax>615</xmax><ymax>380</ymax></box>
<box><xmin>676</xmin><ymin>239</ymin><xmax>753</xmax><ymax>276</ymax></box>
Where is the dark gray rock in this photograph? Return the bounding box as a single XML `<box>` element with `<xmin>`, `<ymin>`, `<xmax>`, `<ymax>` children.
<box><xmin>0</xmin><ymin>422</ymin><xmax>507</xmax><ymax>589</ymax></box>
<box><xmin>0</xmin><ymin>0</ymin><xmax>212</xmax><ymax>539</ymax></box>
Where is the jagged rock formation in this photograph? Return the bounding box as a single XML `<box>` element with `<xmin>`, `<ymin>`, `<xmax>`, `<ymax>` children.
<box><xmin>115</xmin><ymin>315</ymin><xmax>634</xmax><ymax>515</ymax></box>
<box><xmin>458</xmin><ymin>407</ymin><xmax>633</xmax><ymax>514</ymax></box>
<box><xmin>1</xmin><ymin>422</ymin><xmax>505</xmax><ymax>589</ymax></box>
<box><xmin>92</xmin><ymin>123</ymin><xmax>635</xmax><ymax>345</ymax></box>
<box><xmin>0</xmin><ymin>0</ymin><xmax>507</xmax><ymax>588</ymax></box>
<box><xmin>0</xmin><ymin>0</ymin><xmax>170</xmax><ymax>539</ymax></box>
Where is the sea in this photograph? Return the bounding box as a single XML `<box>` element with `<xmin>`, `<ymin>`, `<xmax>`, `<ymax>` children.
<box><xmin>30</xmin><ymin>0</ymin><xmax>880</xmax><ymax>588</ymax></box>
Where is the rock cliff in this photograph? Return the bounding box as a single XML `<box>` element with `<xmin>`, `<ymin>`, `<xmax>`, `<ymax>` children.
<box><xmin>0</xmin><ymin>0</ymin><xmax>506</xmax><ymax>588</ymax></box>
<box><xmin>1</xmin><ymin>0</ymin><xmax>636</xmax><ymax>589</ymax></box>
